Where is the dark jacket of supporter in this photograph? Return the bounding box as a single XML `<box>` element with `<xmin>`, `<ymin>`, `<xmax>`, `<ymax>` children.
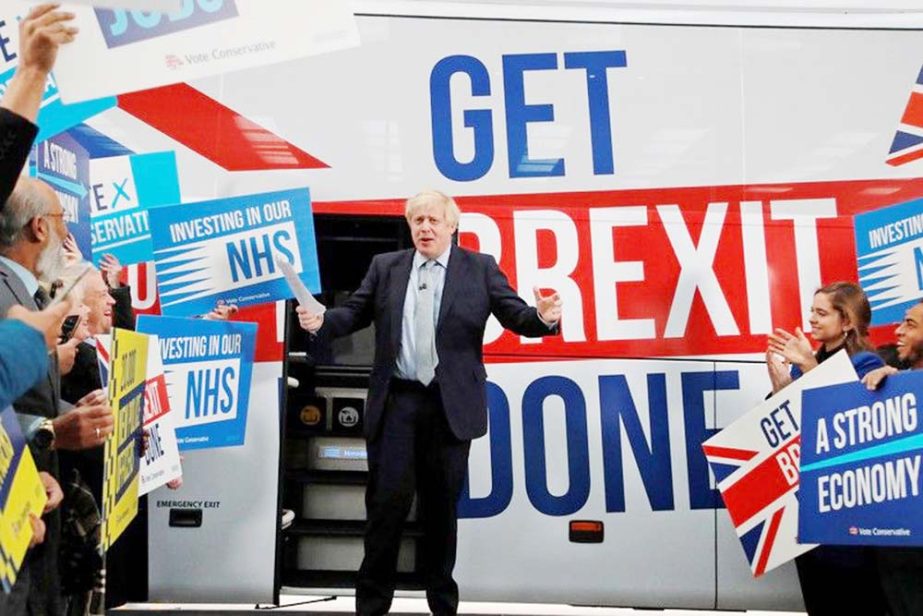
<box><xmin>59</xmin><ymin>285</ymin><xmax>143</xmax><ymax>608</ymax></box>
<box><xmin>0</xmin><ymin>108</ymin><xmax>38</xmax><ymax>207</ymax></box>
<box><xmin>793</xmin><ymin>342</ymin><xmax>886</xmax><ymax>616</ymax></box>
<box><xmin>0</xmin><ymin>259</ymin><xmax>64</xmax><ymax>616</ymax></box>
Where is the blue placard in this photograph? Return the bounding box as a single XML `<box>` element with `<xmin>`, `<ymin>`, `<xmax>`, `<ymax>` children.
<box><xmin>89</xmin><ymin>152</ymin><xmax>182</xmax><ymax>266</ymax></box>
<box><xmin>800</xmin><ymin>371</ymin><xmax>923</xmax><ymax>546</ymax></box>
<box><xmin>32</xmin><ymin>132</ymin><xmax>92</xmax><ymax>258</ymax></box>
<box><xmin>148</xmin><ymin>188</ymin><xmax>320</xmax><ymax>317</ymax></box>
<box><xmin>136</xmin><ymin>316</ymin><xmax>257</xmax><ymax>451</ymax></box>
<box><xmin>0</xmin><ymin>11</ymin><xmax>116</xmax><ymax>140</ymax></box>
<box><xmin>854</xmin><ymin>199</ymin><xmax>923</xmax><ymax>326</ymax></box>
<box><xmin>0</xmin><ymin>69</ymin><xmax>114</xmax><ymax>144</ymax></box>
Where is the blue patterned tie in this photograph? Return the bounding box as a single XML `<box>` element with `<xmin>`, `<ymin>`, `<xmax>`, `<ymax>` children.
<box><xmin>414</xmin><ymin>260</ymin><xmax>437</xmax><ymax>385</ymax></box>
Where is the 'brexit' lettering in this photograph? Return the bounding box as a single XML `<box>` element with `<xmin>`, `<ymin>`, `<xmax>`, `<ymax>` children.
<box><xmin>431</xmin><ymin>51</ymin><xmax>627</xmax><ymax>181</ymax></box>
<box><xmin>455</xmin><ymin>180</ymin><xmax>906</xmax><ymax>359</ymax></box>
<box><xmin>95</xmin><ymin>0</ymin><xmax>239</xmax><ymax>49</ymax></box>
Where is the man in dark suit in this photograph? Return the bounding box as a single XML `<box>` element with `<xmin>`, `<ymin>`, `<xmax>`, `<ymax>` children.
<box><xmin>0</xmin><ymin>3</ymin><xmax>77</xmax><ymax>206</ymax></box>
<box><xmin>0</xmin><ymin>177</ymin><xmax>112</xmax><ymax>616</ymax></box>
<box><xmin>297</xmin><ymin>190</ymin><xmax>562</xmax><ymax>615</ymax></box>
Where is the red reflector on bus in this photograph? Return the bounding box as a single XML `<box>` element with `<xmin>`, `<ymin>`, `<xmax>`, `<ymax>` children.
<box><xmin>569</xmin><ymin>520</ymin><xmax>604</xmax><ymax>543</ymax></box>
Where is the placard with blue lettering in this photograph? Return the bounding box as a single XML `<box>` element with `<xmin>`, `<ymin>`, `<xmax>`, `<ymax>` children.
<box><xmin>148</xmin><ymin>188</ymin><xmax>320</xmax><ymax>317</ymax></box>
<box><xmin>17</xmin><ymin>1</ymin><xmax>184</xmax><ymax>10</ymax></box>
<box><xmin>702</xmin><ymin>351</ymin><xmax>858</xmax><ymax>576</ymax></box>
<box><xmin>855</xmin><ymin>198</ymin><xmax>923</xmax><ymax>326</ymax></box>
<box><xmin>136</xmin><ymin>315</ymin><xmax>257</xmax><ymax>451</ymax></box>
<box><xmin>32</xmin><ymin>133</ymin><xmax>92</xmax><ymax>258</ymax></box>
<box><xmin>90</xmin><ymin>152</ymin><xmax>181</xmax><ymax>266</ymax></box>
<box><xmin>799</xmin><ymin>370</ymin><xmax>923</xmax><ymax>546</ymax></box>
<box><xmin>50</xmin><ymin>0</ymin><xmax>359</xmax><ymax>104</ymax></box>
<box><xmin>0</xmin><ymin>10</ymin><xmax>116</xmax><ymax>141</ymax></box>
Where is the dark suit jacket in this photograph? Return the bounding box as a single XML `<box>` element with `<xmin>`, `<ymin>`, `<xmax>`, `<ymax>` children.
<box><xmin>0</xmin><ymin>108</ymin><xmax>38</xmax><ymax>207</ymax></box>
<box><xmin>322</xmin><ymin>245</ymin><xmax>553</xmax><ymax>441</ymax></box>
<box><xmin>0</xmin><ymin>259</ymin><xmax>61</xmax><ymax>464</ymax></box>
<box><xmin>0</xmin><ymin>258</ymin><xmax>63</xmax><ymax>616</ymax></box>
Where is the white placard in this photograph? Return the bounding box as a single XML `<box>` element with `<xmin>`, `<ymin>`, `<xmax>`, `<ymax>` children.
<box><xmin>18</xmin><ymin>1</ymin><xmax>182</xmax><ymax>10</ymax></box>
<box><xmin>277</xmin><ymin>257</ymin><xmax>326</xmax><ymax>315</ymax></box>
<box><xmin>138</xmin><ymin>334</ymin><xmax>182</xmax><ymax>495</ymax></box>
<box><xmin>53</xmin><ymin>0</ymin><xmax>360</xmax><ymax>103</ymax></box>
<box><xmin>702</xmin><ymin>351</ymin><xmax>859</xmax><ymax>575</ymax></box>
<box><xmin>67</xmin><ymin>1</ymin><xmax>183</xmax><ymax>10</ymax></box>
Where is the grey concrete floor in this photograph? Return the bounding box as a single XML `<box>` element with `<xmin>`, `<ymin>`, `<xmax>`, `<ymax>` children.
<box><xmin>115</xmin><ymin>595</ymin><xmax>807</xmax><ymax>615</ymax></box>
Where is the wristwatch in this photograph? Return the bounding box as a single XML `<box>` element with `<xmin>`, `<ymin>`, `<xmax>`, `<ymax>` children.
<box><xmin>29</xmin><ymin>418</ymin><xmax>55</xmax><ymax>451</ymax></box>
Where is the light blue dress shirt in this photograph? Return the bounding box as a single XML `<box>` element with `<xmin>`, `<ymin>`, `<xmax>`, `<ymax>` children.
<box><xmin>394</xmin><ymin>245</ymin><xmax>450</xmax><ymax>381</ymax></box>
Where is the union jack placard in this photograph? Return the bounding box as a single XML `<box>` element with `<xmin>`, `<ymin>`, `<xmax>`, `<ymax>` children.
<box><xmin>888</xmin><ymin>65</ymin><xmax>923</xmax><ymax>166</ymax></box>
<box><xmin>703</xmin><ymin>351</ymin><xmax>858</xmax><ymax>576</ymax></box>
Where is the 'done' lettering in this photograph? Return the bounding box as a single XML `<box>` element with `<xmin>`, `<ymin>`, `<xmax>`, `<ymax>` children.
<box><xmin>144</xmin><ymin>424</ymin><xmax>165</xmax><ymax>464</ymax></box>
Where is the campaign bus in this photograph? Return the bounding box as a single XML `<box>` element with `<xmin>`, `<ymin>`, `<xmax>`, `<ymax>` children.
<box><xmin>25</xmin><ymin>1</ymin><xmax>923</xmax><ymax>611</ymax></box>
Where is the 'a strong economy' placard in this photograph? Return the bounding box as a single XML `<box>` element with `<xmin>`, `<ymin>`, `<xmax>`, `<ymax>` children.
<box><xmin>800</xmin><ymin>370</ymin><xmax>923</xmax><ymax>546</ymax></box>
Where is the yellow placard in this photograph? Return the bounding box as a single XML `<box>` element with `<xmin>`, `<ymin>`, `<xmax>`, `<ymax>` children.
<box><xmin>101</xmin><ymin>328</ymin><xmax>148</xmax><ymax>551</ymax></box>
<box><xmin>0</xmin><ymin>407</ymin><xmax>47</xmax><ymax>593</ymax></box>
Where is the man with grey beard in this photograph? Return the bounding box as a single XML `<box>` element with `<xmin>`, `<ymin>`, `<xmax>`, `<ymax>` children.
<box><xmin>0</xmin><ymin>177</ymin><xmax>114</xmax><ymax>616</ymax></box>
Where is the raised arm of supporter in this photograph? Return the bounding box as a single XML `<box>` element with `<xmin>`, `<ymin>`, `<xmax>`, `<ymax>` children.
<box><xmin>61</xmin><ymin>233</ymin><xmax>83</xmax><ymax>266</ymax></box>
<box><xmin>1</xmin><ymin>4</ymin><xmax>77</xmax><ymax>122</ymax></box>
<box><xmin>765</xmin><ymin>348</ymin><xmax>793</xmax><ymax>394</ymax></box>
<box><xmin>100</xmin><ymin>253</ymin><xmax>123</xmax><ymax>289</ymax></box>
<box><xmin>862</xmin><ymin>365</ymin><xmax>899</xmax><ymax>390</ymax></box>
<box><xmin>768</xmin><ymin>327</ymin><xmax>818</xmax><ymax>374</ymax></box>
<box><xmin>203</xmin><ymin>301</ymin><xmax>239</xmax><ymax>321</ymax></box>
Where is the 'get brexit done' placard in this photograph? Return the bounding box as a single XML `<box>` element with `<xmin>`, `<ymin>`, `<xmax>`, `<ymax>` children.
<box><xmin>148</xmin><ymin>188</ymin><xmax>320</xmax><ymax>317</ymax></box>
<box><xmin>702</xmin><ymin>351</ymin><xmax>858</xmax><ymax>576</ymax></box>
<box><xmin>800</xmin><ymin>370</ymin><xmax>923</xmax><ymax>546</ymax></box>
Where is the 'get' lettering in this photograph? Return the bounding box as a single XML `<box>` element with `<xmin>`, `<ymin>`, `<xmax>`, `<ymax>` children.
<box><xmin>430</xmin><ymin>50</ymin><xmax>627</xmax><ymax>181</ymax></box>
